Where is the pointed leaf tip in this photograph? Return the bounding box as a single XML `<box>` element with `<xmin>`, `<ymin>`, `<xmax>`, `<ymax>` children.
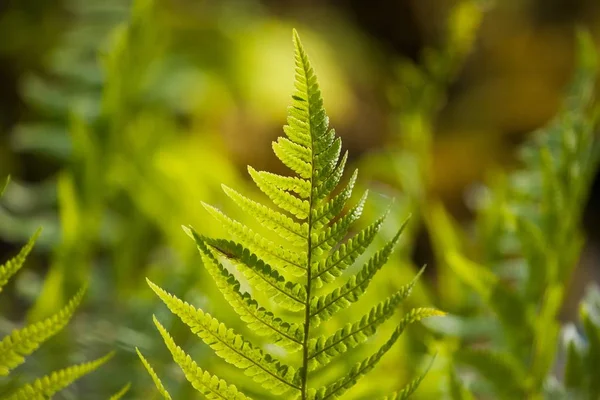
<box><xmin>181</xmin><ymin>224</ymin><xmax>194</xmax><ymax>239</ymax></box>
<box><xmin>1</xmin><ymin>176</ymin><xmax>9</xmax><ymax>196</ymax></box>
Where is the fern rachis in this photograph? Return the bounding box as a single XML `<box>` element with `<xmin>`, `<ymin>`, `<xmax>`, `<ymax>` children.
<box><xmin>141</xmin><ymin>30</ymin><xmax>442</xmax><ymax>399</ymax></box>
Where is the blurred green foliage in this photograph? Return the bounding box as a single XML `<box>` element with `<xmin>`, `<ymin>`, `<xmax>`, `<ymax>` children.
<box><xmin>0</xmin><ymin>177</ymin><xmax>113</xmax><ymax>399</ymax></box>
<box><xmin>0</xmin><ymin>0</ymin><xmax>598</xmax><ymax>398</ymax></box>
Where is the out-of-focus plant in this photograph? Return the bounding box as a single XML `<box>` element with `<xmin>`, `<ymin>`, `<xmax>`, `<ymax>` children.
<box><xmin>355</xmin><ymin>1</ymin><xmax>485</xmax><ymax>397</ymax></box>
<box><xmin>138</xmin><ymin>30</ymin><xmax>442</xmax><ymax>400</ymax></box>
<box><xmin>1</xmin><ymin>0</ymin><xmax>249</xmax><ymax>396</ymax></box>
<box><xmin>429</xmin><ymin>31</ymin><xmax>600</xmax><ymax>399</ymax></box>
<box><xmin>0</xmin><ymin>177</ymin><xmax>114</xmax><ymax>399</ymax></box>
<box><xmin>561</xmin><ymin>284</ymin><xmax>600</xmax><ymax>399</ymax></box>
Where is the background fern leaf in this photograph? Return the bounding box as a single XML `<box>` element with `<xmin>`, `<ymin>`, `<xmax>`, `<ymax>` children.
<box><xmin>0</xmin><ymin>284</ymin><xmax>87</xmax><ymax>376</ymax></box>
<box><xmin>109</xmin><ymin>383</ymin><xmax>131</xmax><ymax>400</ymax></box>
<box><xmin>0</xmin><ymin>176</ymin><xmax>8</xmax><ymax>196</ymax></box>
<box><xmin>5</xmin><ymin>352</ymin><xmax>113</xmax><ymax>400</ymax></box>
<box><xmin>146</xmin><ymin>279</ymin><xmax>300</xmax><ymax>395</ymax></box>
<box><xmin>379</xmin><ymin>356</ymin><xmax>436</xmax><ymax>400</ymax></box>
<box><xmin>0</xmin><ymin>229</ymin><xmax>41</xmax><ymax>294</ymax></box>
<box><xmin>153</xmin><ymin>316</ymin><xmax>252</xmax><ymax>400</ymax></box>
<box><xmin>136</xmin><ymin>348</ymin><xmax>172</xmax><ymax>400</ymax></box>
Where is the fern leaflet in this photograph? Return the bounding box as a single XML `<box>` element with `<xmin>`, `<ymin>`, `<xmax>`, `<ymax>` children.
<box><xmin>0</xmin><ymin>285</ymin><xmax>87</xmax><ymax>376</ymax></box>
<box><xmin>0</xmin><ymin>229</ymin><xmax>41</xmax><ymax>294</ymax></box>
<box><xmin>136</xmin><ymin>348</ymin><xmax>173</xmax><ymax>400</ymax></box>
<box><xmin>109</xmin><ymin>383</ymin><xmax>131</xmax><ymax>400</ymax></box>
<box><xmin>5</xmin><ymin>352</ymin><xmax>113</xmax><ymax>400</ymax></box>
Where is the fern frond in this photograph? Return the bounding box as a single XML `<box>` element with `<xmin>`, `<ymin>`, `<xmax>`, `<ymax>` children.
<box><xmin>201</xmin><ymin>202</ymin><xmax>307</xmax><ymax>276</ymax></box>
<box><xmin>308</xmin><ymin>268</ymin><xmax>424</xmax><ymax>371</ymax></box>
<box><xmin>6</xmin><ymin>352</ymin><xmax>113</xmax><ymax>400</ymax></box>
<box><xmin>201</xmin><ymin>237</ymin><xmax>307</xmax><ymax>312</ymax></box>
<box><xmin>192</xmin><ymin>232</ymin><xmax>304</xmax><ymax>351</ymax></box>
<box><xmin>313</xmin><ymin>308</ymin><xmax>444</xmax><ymax>399</ymax></box>
<box><xmin>309</xmin><ymin>224</ymin><xmax>407</xmax><ymax>326</ymax></box>
<box><xmin>146</xmin><ymin>279</ymin><xmax>300</xmax><ymax>395</ymax></box>
<box><xmin>144</xmin><ymin>29</ymin><xmax>440</xmax><ymax>399</ymax></box>
<box><xmin>378</xmin><ymin>355</ymin><xmax>436</xmax><ymax>400</ymax></box>
<box><xmin>0</xmin><ymin>228</ymin><xmax>42</xmax><ymax>294</ymax></box>
<box><xmin>136</xmin><ymin>348</ymin><xmax>172</xmax><ymax>400</ymax></box>
<box><xmin>0</xmin><ymin>284</ymin><xmax>87</xmax><ymax>376</ymax></box>
<box><xmin>109</xmin><ymin>383</ymin><xmax>131</xmax><ymax>400</ymax></box>
<box><xmin>153</xmin><ymin>316</ymin><xmax>252</xmax><ymax>399</ymax></box>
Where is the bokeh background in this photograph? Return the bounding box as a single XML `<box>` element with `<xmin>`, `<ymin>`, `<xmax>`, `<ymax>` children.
<box><xmin>1</xmin><ymin>0</ymin><xmax>599</xmax><ymax>398</ymax></box>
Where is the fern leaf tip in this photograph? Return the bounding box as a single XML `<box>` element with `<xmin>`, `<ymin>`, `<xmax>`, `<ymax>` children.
<box><xmin>181</xmin><ymin>224</ymin><xmax>194</xmax><ymax>238</ymax></box>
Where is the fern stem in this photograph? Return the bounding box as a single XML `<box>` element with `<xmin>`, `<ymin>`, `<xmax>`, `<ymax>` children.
<box><xmin>300</xmin><ymin>117</ymin><xmax>315</xmax><ymax>400</ymax></box>
<box><xmin>299</xmin><ymin>33</ymin><xmax>315</xmax><ymax>400</ymax></box>
<box><xmin>301</xmin><ymin>228</ymin><xmax>312</xmax><ymax>399</ymax></box>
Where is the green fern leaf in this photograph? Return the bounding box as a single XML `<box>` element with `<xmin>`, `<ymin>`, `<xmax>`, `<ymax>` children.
<box><xmin>109</xmin><ymin>383</ymin><xmax>131</xmax><ymax>400</ymax></box>
<box><xmin>153</xmin><ymin>316</ymin><xmax>252</xmax><ymax>400</ymax></box>
<box><xmin>221</xmin><ymin>184</ymin><xmax>308</xmax><ymax>246</ymax></box>
<box><xmin>308</xmin><ymin>268</ymin><xmax>425</xmax><ymax>371</ymax></box>
<box><xmin>201</xmin><ymin>202</ymin><xmax>307</xmax><ymax>276</ymax></box>
<box><xmin>0</xmin><ymin>229</ymin><xmax>42</xmax><ymax>294</ymax></box>
<box><xmin>0</xmin><ymin>285</ymin><xmax>87</xmax><ymax>376</ymax></box>
<box><xmin>378</xmin><ymin>356</ymin><xmax>436</xmax><ymax>400</ymax></box>
<box><xmin>313</xmin><ymin>309</ymin><xmax>443</xmax><ymax>399</ymax></box>
<box><xmin>1</xmin><ymin>176</ymin><xmax>8</xmax><ymax>196</ymax></box>
<box><xmin>191</xmin><ymin>232</ymin><xmax>304</xmax><ymax>351</ymax></box>
<box><xmin>136</xmin><ymin>348</ymin><xmax>172</xmax><ymax>400</ymax></box>
<box><xmin>272</xmin><ymin>137</ymin><xmax>312</xmax><ymax>178</ymax></box>
<box><xmin>311</xmin><ymin>168</ymin><xmax>357</xmax><ymax>231</ymax></box>
<box><xmin>246</xmin><ymin>168</ymin><xmax>310</xmax><ymax>199</ymax></box>
<box><xmin>311</xmin><ymin>190</ymin><xmax>368</xmax><ymax>256</ymax></box>
<box><xmin>309</xmin><ymin>224</ymin><xmax>407</xmax><ymax>326</ymax></box>
<box><xmin>247</xmin><ymin>167</ymin><xmax>310</xmax><ymax>219</ymax></box>
<box><xmin>6</xmin><ymin>352</ymin><xmax>113</xmax><ymax>400</ymax></box>
<box><xmin>311</xmin><ymin>208</ymin><xmax>386</xmax><ymax>289</ymax></box>
<box><xmin>143</xmin><ymin>28</ymin><xmax>440</xmax><ymax>399</ymax></box>
<box><xmin>146</xmin><ymin>279</ymin><xmax>300</xmax><ymax>395</ymax></box>
<box><xmin>201</xmin><ymin>237</ymin><xmax>307</xmax><ymax>312</ymax></box>
<box><xmin>313</xmin><ymin>147</ymin><xmax>347</xmax><ymax>201</ymax></box>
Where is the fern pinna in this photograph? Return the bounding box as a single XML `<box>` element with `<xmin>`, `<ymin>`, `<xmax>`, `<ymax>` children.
<box><xmin>140</xmin><ymin>30</ymin><xmax>442</xmax><ymax>399</ymax></box>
